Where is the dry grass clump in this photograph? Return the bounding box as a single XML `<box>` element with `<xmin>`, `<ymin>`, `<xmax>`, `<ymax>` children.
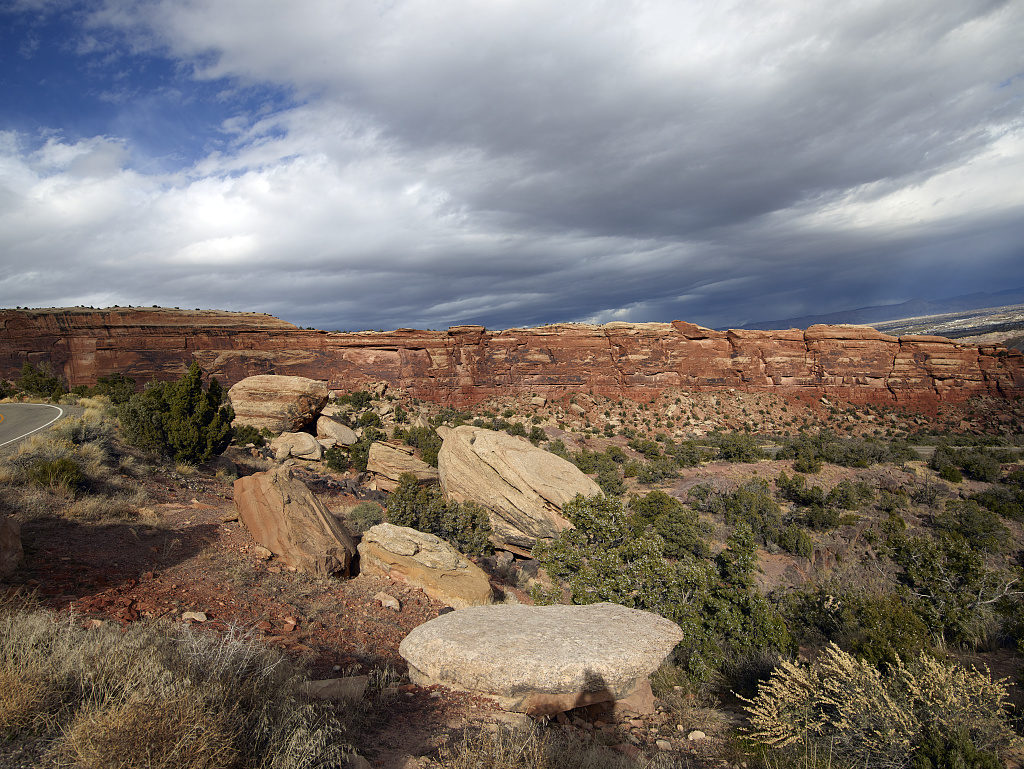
<box><xmin>0</xmin><ymin>408</ymin><xmax>148</xmax><ymax>521</ymax></box>
<box><xmin>437</xmin><ymin>725</ymin><xmax>680</xmax><ymax>769</ymax></box>
<box><xmin>63</xmin><ymin>696</ymin><xmax>238</xmax><ymax>769</ymax></box>
<box><xmin>0</xmin><ymin>598</ymin><xmax>356</xmax><ymax>768</ymax></box>
<box><xmin>742</xmin><ymin>643</ymin><xmax>1020</xmax><ymax>768</ymax></box>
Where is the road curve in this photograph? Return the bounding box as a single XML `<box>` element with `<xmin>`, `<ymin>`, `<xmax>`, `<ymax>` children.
<box><xmin>0</xmin><ymin>403</ymin><xmax>66</xmax><ymax>449</ymax></box>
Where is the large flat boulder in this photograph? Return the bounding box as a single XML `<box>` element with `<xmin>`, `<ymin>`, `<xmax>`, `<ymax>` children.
<box><xmin>358</xmin><ymin>523</ymin><xmax>492</xmax><ymax>609</ymax></box>
<box><xmin>228</xmin><ymin>375</ymin><xmax>328</xmax><ymax>432</ymax></box>
<box><xmin>0</xmin><ymin>516</ymin><xmax>22</xmax><ymax>579</ymax></box>
<box><xmin>399</xmin><ymin>603</ymin><xmax>683</xmax><ymax>715</ymax></box>
<box><xmin>437</xmin><ymin>426</ymin><xmax>600</xmax><ymax>548</ymax></box>
<box><xmin>233</xmin><ymin>466</ymin><xmax>356</xmax><ymax>576</ymax></box>
<box><xmin>367</xmin><ymin>442</ymin><xmax>439</xmax><ymax>491</ymax></box>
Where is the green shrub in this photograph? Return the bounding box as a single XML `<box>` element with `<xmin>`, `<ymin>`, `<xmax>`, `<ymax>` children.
<box><xmin>628</xmin><ymin>490</ymin><xmax>710</xmax><ymax>559</ymax></box>
<box><xmin>403</xmin><ymin>425</ymin><xmax>442</xmax><ymax>466</ymax></box>
<box><xmin>710</xmin><ymin>432</ymin><xmax>765</xmax><ymax>462</ymax></box>
<box><xmin>118</xmin><ymin>363</ymin><xmax>233</xmax><ymax>464</ymax></box>
<box><xmin>775</xmin><ymin>472</ymin><xmax>825</xmax><ymax>507</ymax></box>
<box><xmin>690</xmin><ymin>481</ymin><xmax>812</xmax><ymax>555</ymax></box>
<box><xmin>231</xmin><ymin>424</ymin><xmax>265</xmax><ymax>447</ymax></box>
<box><xmin>933</xmin><ymin>500</ymin><xmax>1009</xmax><ymax>554</ymax></box>
<box><xmin>28</xmin><ymin>457</ymin><xmax>87</xmax><ymax>493</ymax></box>
<box><xmin>16</xmin><ymin>361</ymin><xmax>66</xmax><ymax>399</ymax></box>
<box><xmin>626</xmin><ymin>437</ymin><xmax>661</xmax><ymax>459</ymax></box>
<box><xmin>385</xmin><ymin>474</ymin><xmax>493</xmax><ymax>556</ymax></box>
<box><xmin>777</xmin><ymin>587</ymin><xmax>934</xmax><ymax>669</ymax></box>
<box><xmin>323</xmin><ymin>446</ymin><xmax>350</xmax><ymax>472</ymax></box>
<box><xmin>931</xmin><ymin>445</ymin><xmax>1003</xmax><ymax>483</ymax></box>
<box><xmin>337</xmin><ymin>390</ymin><xmax>373</xmax><ymax>410</ymax></box>
<box><xmin>911</xmin><ymin>728</ymin><xmax>1003</xmax><ymax>769</ymax></box>
<box><xmin>0</xmin><ymin>378</ymin><xmax>14</xmax><ymax>399</ymax></box>
<box><xmin>534</xmin><ymin>495</ymin><xmax>791</xmax><ymax>680</ymax></box>
<box><xmin>358</xmin><ymin>410</ymin><xmax>383</xmax><ymax>428</ymax></box>
<box><xmin>528</xmin><ymin>426</ymin><xmax>546</xmax><ymax>444</ymax></box>
<box><xmin>347</xmin><ymin>427</ymin><xmax>384</xmax><ymax>472</ymax></box>
<box><xmin>91</xmin><ymin>372</ymin><xmax>136</xmax><ymax>405</ymax></box>
<box><xmin>779</xmin><ymin>430</ymin><xmax>915</xmax><ymax>468</ymax></box>
<box><xmin>885</xmin><ymin>530</ymin><xmax>1012</xmax><ymax>646</ymax></box>
<box><xmin>546</xmin><ymin>439</ymin><xmax>569</xmax><ymax>460</ymax></box>
<box><xmin>346</xmin><ymin>501</ymin><xmax>384</xmax><ymax>534</ymax></box>
<box><xmin>938</xmin><ymin>463</ymin><xmax>964</xmax><ymax>483</ymax></box>
<box><xmin>971</xmin><ymin>484</ymin><xmax>1024</xmax><ymax>521</ymax></box>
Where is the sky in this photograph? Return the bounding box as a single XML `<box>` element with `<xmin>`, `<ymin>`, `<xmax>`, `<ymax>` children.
<box><xmin>1</xmin><ymin>0</ymin><xmax>1022</xmax><ymax>332</ymax></box>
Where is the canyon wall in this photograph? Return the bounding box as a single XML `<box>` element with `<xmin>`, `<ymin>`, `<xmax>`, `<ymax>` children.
<box><xmin>2</xmin><ymin>308</ymin><xmax>1023</xmax><ymax>411</ymax></box>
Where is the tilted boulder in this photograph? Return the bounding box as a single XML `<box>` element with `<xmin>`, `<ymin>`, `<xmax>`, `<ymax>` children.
<box><xmin>358</xmin><ymin>523</ymin><xmax>492</xmax><ymax>609</ymax></box>
<box><xmin>228</xmin><ymin>375</ymin><xmax>328</xmax><ymax>432</ymax></box>
<box><xmin>0</xmin><ymin>516</ymin><xmax>23</xmax><ymax>579</ymax></box>
<box><xmin>399</xmin><ymin>603</ymin><xmax>683</xmax><ymax>715</ymax></box>
<box><xmin>437</xmin><ymin>426</ymin><xmax>599</xmax><ymax>548</ymax></box>
<box><xmin>366</xmin><ymin>442</ymin><xmax>439</xmax><ymax>491</ymax></box>
<box><xmin>317</xmin><ymin>417</ymin><xmax>357</xmax><ymax>445</ymax></box>
<box><xmin>270</xmin><ymin>431</ymin><xmax>323</xmax><ymax>461</ymax></box>
<box><xmin>233</xmin><ymin>466</ymin><xmax>356</xmax><ymax>576</ymax></box>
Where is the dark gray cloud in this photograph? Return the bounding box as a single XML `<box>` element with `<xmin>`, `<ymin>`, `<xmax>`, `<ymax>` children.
<box><xmin>1</xmin><ymin>0</ymin><xmax>1022</xmax><ymax>331</ymax></box>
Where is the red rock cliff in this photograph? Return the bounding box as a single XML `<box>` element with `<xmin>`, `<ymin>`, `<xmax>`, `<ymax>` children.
<box><xmin>2</xmin><ymin>308</ymin><xmax>1022</xmax><ymax>410</ymax></box>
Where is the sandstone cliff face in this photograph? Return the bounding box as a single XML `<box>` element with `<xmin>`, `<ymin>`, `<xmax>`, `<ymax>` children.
<box><xmin>2</xmin><ymin>308</ymin><xmax>1022</xmax><ymax>411</ymax></box>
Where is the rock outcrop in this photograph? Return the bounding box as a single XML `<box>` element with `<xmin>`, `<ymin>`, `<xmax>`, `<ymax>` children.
<box><xmin>228</xmin><ymin>374</ymin><xmax>328</xmax><ymax>432</ymax></box>
<box><xmin>233</xmin><ymin>467</ymin><xmax>356</xmax><ymax>576</ymax></box>
<box><xmin>366</xmin><ymin>442</ymin><xmax>439</xmax><ymax>491</ymax></box>
<box><xmin>270</xmin><ymin>432</ymin><xmax>323</xmax><ymax>461</ymax></box>
<box><xmin>399</xmin><ymin>603</ymin><xmax>683</xmax><ymax>715</ymax></box>
<box><xmin>316</xmin><ymin>417</ymin><xmax>357</xmax><ymax>445</ymax></box>
<box><xmin>0</xmin><ymin>516</ymin><xmax>23</xmax><ymax>579</ymax></box>
<box><xmin>358</xmin><ymin>523</ymin><xmax>493</xmax><ymax>609</ymax></box>
<box><xmin>2</xmin><ymin>308</ymin><xmax>1022</xmax><ymax>412</ymax></box>
<box><xmin>438</xmin><ymin>426</ymin><xmax>598</xmax><ymax>548</ymax></box>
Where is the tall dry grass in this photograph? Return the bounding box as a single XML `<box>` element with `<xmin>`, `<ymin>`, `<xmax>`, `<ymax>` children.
<box><xmin>0</xmin><ymin>598</ymin><xmax>357</xmax><ymax>769</ymax></box>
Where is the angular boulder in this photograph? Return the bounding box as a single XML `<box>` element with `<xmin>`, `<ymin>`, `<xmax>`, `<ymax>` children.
<box><xmin>437</xmin><ymin>426</ymin><xmax>600</xmax><ymax>548</ymax></box>
<box><xmin>399</xmin><ymin>603</ymin><xmax>682</xmax><ymax>715</ymax></box>
<box><xmin>366</xmin><ymin>442</ymin><xmax>439</xmax><ymax>491</ymax></box>
<box><xmin>317</xmin><ymin>417</ymin><xmax>357</xmax><ymax>445</ymax></box>
<box><xmin>0</xmin><ymin>516</ymin><xmax>23</xmax><ymax>579</ymax></box>
<box><xmin>233</xmin><ymin>466</ymin><xmax>356</xmax><ymax>576</ymax></box>
<box><xmin>270</xmin><ymin>431</ymin><xmax>323</xmax><ymax>461</ymax></box>
<box><xmin>358</xmin><ymin>523</ymin><xmax>492</xmax><ymax>609</ymax></box>
<box><xmin>228</xmin><ymin>375</ymin><xmax>328</xmax><ymax>432</ymax></box>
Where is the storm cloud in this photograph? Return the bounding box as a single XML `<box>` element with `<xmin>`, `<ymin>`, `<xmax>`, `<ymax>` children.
<box><xmin>1</xmin><ymin>0</ymin><xmax>1022</xmax><ymax>330</ymax></box>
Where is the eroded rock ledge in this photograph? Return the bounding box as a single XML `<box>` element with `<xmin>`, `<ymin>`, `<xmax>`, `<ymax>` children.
<box><xmin>2</xmin><ymin>308</ymin><xmax>1022</xmax><ymax>411</ymax></box>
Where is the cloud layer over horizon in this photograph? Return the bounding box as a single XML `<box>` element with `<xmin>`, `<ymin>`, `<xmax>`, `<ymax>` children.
<box><xmin>1</xmin><ymin>0</ymin><xmax>1022</xmax><ymax>330</ymax></box>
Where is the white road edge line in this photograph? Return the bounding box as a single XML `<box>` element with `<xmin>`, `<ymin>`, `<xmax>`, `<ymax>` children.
<box><xmin>0</xmin><ymin>404</ymin><xmax>65</xmax><ymax>448</ymax></box>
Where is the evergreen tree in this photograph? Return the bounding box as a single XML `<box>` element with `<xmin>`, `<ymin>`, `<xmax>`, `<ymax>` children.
<box><xmin>119</xmin><ymin>363</ymin><xmax>233</xmax><ymax>463</ymax></box>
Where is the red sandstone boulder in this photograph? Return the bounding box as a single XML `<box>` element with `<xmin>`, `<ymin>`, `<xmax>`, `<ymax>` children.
<box><xmin>233</xmin><ymin>467</ymin><xmax>356</xmax><ymax>576</ymax></box>
<box><xmin>228</xmin><ymin>375</ymin><xmax>328</xmax><ymax>432</ymax></box>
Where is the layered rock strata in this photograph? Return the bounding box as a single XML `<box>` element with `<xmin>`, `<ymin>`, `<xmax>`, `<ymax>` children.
<box><xmin>2</xmin><ymin>308</ymin><xmax>1022</xmax><ymax>411</ymax></box>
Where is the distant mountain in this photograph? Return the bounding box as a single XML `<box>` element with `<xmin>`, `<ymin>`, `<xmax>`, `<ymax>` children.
<box><xmin>739</xmin><ymin>287</ymin><xmax>1024</xmax><ymax>330</ymax></box>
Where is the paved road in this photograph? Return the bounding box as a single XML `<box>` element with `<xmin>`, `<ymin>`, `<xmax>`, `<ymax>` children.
<box><xmin>0</xmin><ymin>403</ymin><xmax>67</xmax><ymax>450</ymax></box>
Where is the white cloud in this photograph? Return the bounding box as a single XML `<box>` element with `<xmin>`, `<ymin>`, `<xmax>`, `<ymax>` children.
<box><xmin>0</xmin><ymin>0</ymin><xmax>1021</xmax><ymax>328</ymax></box>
